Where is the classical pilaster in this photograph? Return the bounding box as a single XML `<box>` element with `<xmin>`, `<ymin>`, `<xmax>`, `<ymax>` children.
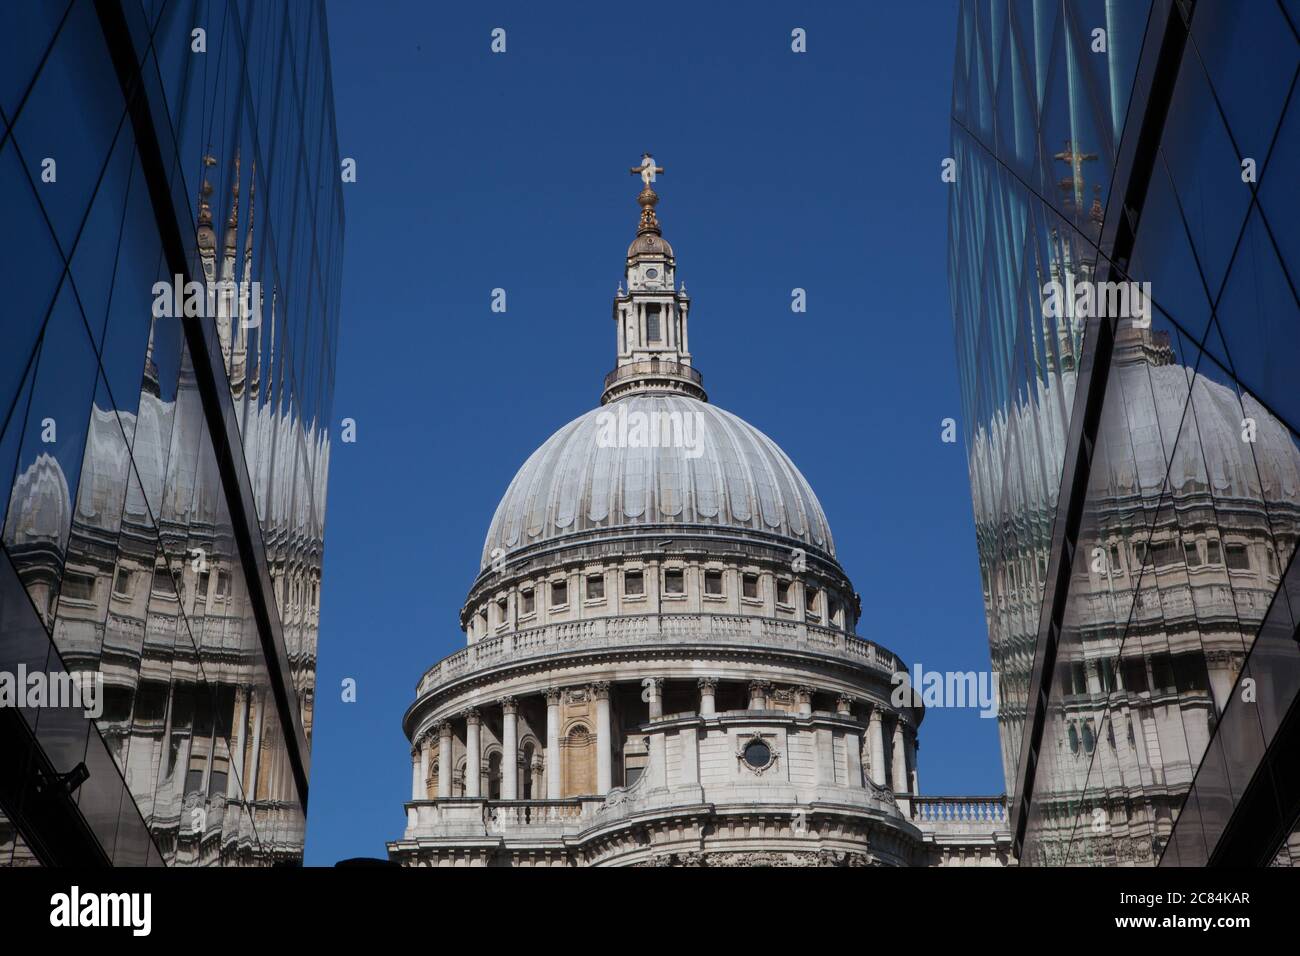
<box><xmin>500</xmin><ymin>697</ymin><xmax>519</xmax><ymax>800</ymax></box>
<box><xmin>437</xmin><ymin>721</ymin><xmax>453</xmax><ymax>798</ymax></box>
<box><xmin>465</xmin><ymin>709</ymin><xmax>482</xmax><ymax>799</ymax></box>
<box><xmin>748</xmin><ymin>680</ymin><xmax>771</xmax><ymax>710</ymax></box>
<box><xmin>697</xmin><ymin>677</ymin><xmax>718</xmax><ymax>716</ymax></box>
<box><xmin>592</xmin><ymin>682</ymin><xmax>612</xmax><ymax>795</ymax></box>
<box><xmin>679</xmin><ymin>725</ymin><xmax>699</xmax><ymax>787</ymax></box>
<box><xmin>545</xmin><ymin>688</ymin><xmax>563</xmax><ymax>799</ymax></box>
<box><xmin>419</xmin><ymin>735</ymin><xmax>431</xmax><ymax>798</ymax></box>
<box><xmin>836</xmin><ymin>694</ymin><xmax>853</xmax><ymax>716</ymax></box>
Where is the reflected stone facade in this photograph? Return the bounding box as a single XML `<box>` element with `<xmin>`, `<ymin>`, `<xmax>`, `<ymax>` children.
<box><xmin>949</xmin><ymin>0</ymin><xmax>1300</xmax><ymax>865</ymax></box>
<box><xmin>388</xmin><ymin>170</ymin><xmax>1011</xmax><ymax>867</ymax></box>
<box><xmin>0</xmin><ymin>1</ymin><xmax>341</xmax><ymax>866</ymax></box>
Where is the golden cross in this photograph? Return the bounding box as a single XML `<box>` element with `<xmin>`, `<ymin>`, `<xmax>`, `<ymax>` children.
<box><xmin>630</xmin><ymin>154</ymin><xmax>665</xmax><ymax>186</ymax></box>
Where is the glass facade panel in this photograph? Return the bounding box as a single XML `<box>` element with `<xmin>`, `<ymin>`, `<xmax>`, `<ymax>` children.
<box><xmin>1</xmin><ymin>0</ymin><xmax>341</xmax><ymax>866</ymax></box>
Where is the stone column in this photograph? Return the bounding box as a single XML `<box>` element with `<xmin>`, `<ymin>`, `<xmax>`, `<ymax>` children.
<box><xmin>419</xmin><ymin>735</ymin><xmax>431</xmax><ymax>798</ymax></box>
<box><xmin>891</xmin><ymin>717</ymin><xmax>909</xmax><ymax>794</ymax></box>
<box><xmin>227</xmin><ymin>686</ymin><xmax>248</xmax><ymax>800</ymax></box>
<box><xmin>906</xmin><ymin>728</ymin><xmax>919</xmax><ymax>794</ymax></box>
<box><xmin>836</xmin><ymin>694</ymin><xmax>853</xmax><ymax>716</ymax></box>
<box><xmin>247</xmin><ymin>690</ymin><xmax>265</xmax><ymax>801</ymax></box>
<box><xmin>465</xmin><ymin>709</ymin><xmax>482</xmax><ymax>798</ymax></box>
<box><xmin>410</xmin><ymin>746</ymin><xmax>422</xmax><ymax>801</ymax></box>
<box><xmin>500</xmin><ymin>697</ymin><xmax>519</xmax><ymax>800</ymax></box>
<box><xmin>748</xmin><ymin>680</ymin><xmax>771</xmax><ymax>710</ymax></box>
<box><xmin>593</xmin><ymin>682</ymin><xmax>612</xmax><ymax>795</ymax></box>
<box><xmin>867</xmin><ymin>706</ymin><xmax>887</xmax><ymax>787</ymax></box>
<box><xmin>646</xmin><ymin>677</ymin><xmax>664</xmax><ymax>720</ymax></box>
<box><xmin>795</xmin><ymin>686</ymin><xmax>814</xmax><ymax>716</ymax></box>
<box><xmin>437</xmin><ymin>721</ymin><xmax>453</xmax><ymax>798</ymax></box>
<box><xmin>545</xmin><ymin>688</ymin><xmax>563</xmax><ymax>799</ymax></box>
<box><xmin>698</xmin><ymin>677</ymin><xmax>718</xmax><ymax>716</ymax></box>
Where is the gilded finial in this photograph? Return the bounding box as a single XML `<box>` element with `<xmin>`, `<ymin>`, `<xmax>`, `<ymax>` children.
<box><xmin>629</xmin><ymin>153</ymin><xmax>665</xmax><ymax>235</ymax></box>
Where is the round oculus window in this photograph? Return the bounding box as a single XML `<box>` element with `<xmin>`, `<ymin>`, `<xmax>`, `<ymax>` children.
<box><xmin>645</xmin><ymin>268</ymin><xmax>658</xmax><ymax>278</ymax></box>
<box><xmin>742</xmin><ymin>740</ymin><xmax>771</xmax><ymax>769</ymax></box>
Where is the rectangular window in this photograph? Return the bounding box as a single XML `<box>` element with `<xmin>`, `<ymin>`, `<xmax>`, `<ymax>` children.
<box><xmin>113</xmin><ymin>567</ymin><xmax>132</xmax><ymax>597</ymax></box>
<box><xmin>777</xmin><ymin>580</ymin><xmax>791</xmax><ymax>605</ymax></box>
<box><xmin>1100</xmin><ymin>658</ymin><xmax>1116</xmax><ymax>693</ymax></box>
<box><xmin>624</xmin><ymin>753</ymin><xmax>647</xmax><ymax>787</ymax></box>
<box><xmin>215</xmin><ymin>570</ymin><xmax>230</xmax><ymax>597</ymax></box>
<box><xmin>1224</xmin><ymin>543</ymin><xmax>1250</xmax><ymax>570</ymax></box>
<box><xmin>704</xmin><ymin>570</ymin><xmax>723</xmax><ymax>595</ymax></box>
<box><xmin>1173</xmin><ymin>653</ymin><xmax>1209</xmax><ymax>692</ymax></box>
<box><xmin>1071</xmin><ymin>662</ymin><xmax>1088</xmax><ymax>695</ymax></box>
<box><xmin>1207</xmin><ymin>539</ymin><xmax>1222</xmax><ymax>565</ymax></box>
<box><xmin>496</xmin><ymin>597</ymin><xmax>508</xmax><ymax>624</ymax></box>
<box><xmin>1121</xmin><ymin>657</ymin><xmax>1148</xmax><ymax>693</ymax></box>
<box><xmin>664</xmin><ymin>568</ymin><xmax>685</xmax><ymax>594</ymax></box>
<box><xmin>1183</xmin><ymin>542</ymin><xmax>1201</xmax><ymax>568</ymax></box>
<box><xmin>624</xmin><ymin>570</ymin><xmax>644</xmax><ymax>596</ymax></box>
<box><xmin>805</xmin><ymin>585</ymin><xmax>819</xmax><ymax>613</ymax></box>
<box><xmin>742</xmin><ymin>573</ymin><xmax>759</xmax><ymax>599</ymax></box>
<box><xmin>61</xmin><ymin>572</ymin><xmax>95</xmax><ymax>601</ymax></box>
<box><xmin>551</xmin><ymin>581</ymin><xmax>568</xmax><ymax>607</ymax></box>
<box><xmin>1109</xmin><ymin>544</ymin><xmax>1121</xmax><ymax>572</ymax></box>
<box><xmin>521</xmin><ymin>588</ymin><xmax>535</xmax><ymax>614</ymax></box>
<box><xmin>646</xmin><ymin>304</ymin><xmax>661</xmax><ymax>342</ymax></box>
<box><xmin>1150</xmin><ymin>540</ymin><xmax>1179</xmax><ymax>568</ymax></box>
<box><xmin>1150</xmin><ymin>654</ymin><xmax>1177</xmax><ymax>693</ymax></box>
<box><xmin>586</xmin><ymin>575</ymin><xmax>605</xmax><ymax>600</ymax></box>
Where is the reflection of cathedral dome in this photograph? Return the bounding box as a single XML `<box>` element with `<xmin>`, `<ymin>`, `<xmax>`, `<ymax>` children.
<box><xmin>4</xmin><ymin>453</ymin><xmax>71</xmax><ymax>546</ymax></box>
<box><xmin>480</xmin><ymin>394</ymin><xmax>834</xmax><ymax>570</ymax></box>
<box><xmin>76</xmin><ymin>406</ymin><xmax>131</xmax><ymax>523</ymax></box>
<box><xmin>626</xmin><ymin>233</ymin><xmax>674</xmax><ymax>259</ymax></box>
<box><xmin>970</xmin><ymin>355</ymin><xmax>1300</xmax><ymax>530</ymax></box>
<box><xmin>1126</xmin><ymin>363</ymin><xmax>1300</xmax><ymax>498</ymax></box>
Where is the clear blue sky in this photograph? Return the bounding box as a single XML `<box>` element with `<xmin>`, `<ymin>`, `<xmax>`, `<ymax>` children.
<box><xmin>306</xmin><ymin>0</ymin><xmax>999</xmax><ymax>865</ymax></box>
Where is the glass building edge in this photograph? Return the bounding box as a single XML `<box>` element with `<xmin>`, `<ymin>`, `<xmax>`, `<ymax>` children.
<box><xmin>0</xmin><ymin>0</ymin><xmax>342</xmax><ymax>866</ymax></box>
<box><xmin>949</xmin><ymin>0</ymin><xmax>1300</xmax><ymax>866</ymax></box>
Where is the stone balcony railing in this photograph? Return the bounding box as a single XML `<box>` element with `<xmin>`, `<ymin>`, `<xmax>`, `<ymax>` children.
<box><xmin>400</xmin><ymin>792</ymin><xmax>1010</xmax><ymax>847</ymax></box>
<box><xmin>416</xmin><ymin>614</ymin><xmax>904</xmax><ymax>696</ymax></box>
<box><xmin>909</xmin><ymin>795</ymin><xmax>1009</xmax><ymax>836</ymax></box>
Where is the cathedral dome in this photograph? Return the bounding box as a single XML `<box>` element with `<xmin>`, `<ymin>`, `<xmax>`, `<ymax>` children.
<box><xmin>480</xmin><ymin>394</ymin><xmax>835</xmax><ymax>570</ymax></box>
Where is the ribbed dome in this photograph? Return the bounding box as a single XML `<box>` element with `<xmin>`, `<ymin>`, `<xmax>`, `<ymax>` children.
<box><xmin>481</xmin><ymin>394</ymin><xmax>834</xmax><ymax>570</ymax></box>
<box><xmin>627</xmin><ymin>232</ymin><xmax>674</xmax><ymax>259</ymax></box>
